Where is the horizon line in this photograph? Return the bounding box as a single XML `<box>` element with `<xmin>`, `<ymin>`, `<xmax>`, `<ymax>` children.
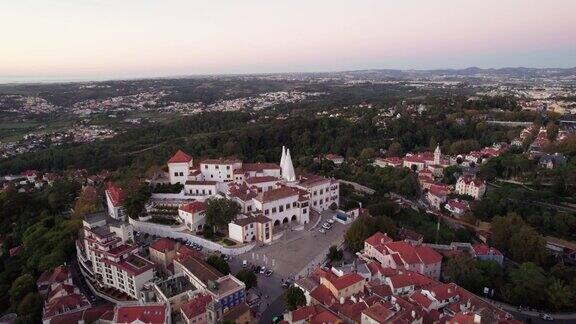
<box><xmin>1</xmin><ymin>65</ymin><xmax>575</xmax><ymax>86</ymax></box>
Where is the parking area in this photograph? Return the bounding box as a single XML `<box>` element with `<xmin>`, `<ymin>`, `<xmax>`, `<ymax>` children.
<box><xmin>226</xmin><ymin>211</ymin><xmax>351</xmax><ymax>318</ymax></box>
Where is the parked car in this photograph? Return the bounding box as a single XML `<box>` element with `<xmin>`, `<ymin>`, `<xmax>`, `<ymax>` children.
<box><xmin>265</xmin><ymin>269</ymin><xmax>273</xmax><ymax>277</ymax></box>
<box><xmin>259</xmin><ymin>267</ymin><xmax>267</xmax><ymax>274</ymax></box>
<box><xmin>327</xmin><ymin>219</ymin><xmax>335</xmax><ymax>224</ymax></box>
<box><xmin>242</xmin><ymin>260</ymin><xmax>248</xmax><ymax>268</ymax></box>
<box><xmin>222</xmin><ymin>255</ymin><xmax>231</xmax><ymax>261</ymax></box>
<box><xmin>539</xmin><ymin>314</ymin><xmax>554</xmax><ymax>321</ymax></box>
<box><xmin>318</xmin><ymin>228</ymin><xmax>326</xmax><ymax>234</ymax></box>
<box><xmin>322</xmin><ymin>223</ymin><xmax>332</xmax><ymax>230</ymax></box>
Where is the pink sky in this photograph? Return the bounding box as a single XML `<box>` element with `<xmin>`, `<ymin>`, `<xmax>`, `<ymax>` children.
<box><xmin>1</xmin><ymin>0</ymin><xmax>575</xmax><ymax>79</ymax></box>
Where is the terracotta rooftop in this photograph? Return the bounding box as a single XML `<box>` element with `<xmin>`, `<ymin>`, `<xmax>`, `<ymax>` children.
<box><xmin>116</xmin><ymin>304</ymin><xmax>167</xmax><ymax>324</ymax></box>
<box><xmin>168</xmin><ymin>150</ymin><xmax>192</xmax><ymax>164</ymax></box>
<box><xmin>257</xmin><ymin>186</ymin><xmax>298</xmax><ymax>203</ymax></box>
<box><xmin>150</xmin><ymin>238</ymin><xmax>176</xmax><ymax>253</ymax></box>
<box><xmin>180</xmin><ymin>293</ymin><xmax>212</xmax><ymax>319</ymax></box>
<box><xmin>179</xmin><ymin>201</ymin><xmax>206</xmax><ymax>214</ymax></box>
<box><xmin>105</xmin><ymin>182</ymin><xmax>124</xmax><ymax>207</ymax></box>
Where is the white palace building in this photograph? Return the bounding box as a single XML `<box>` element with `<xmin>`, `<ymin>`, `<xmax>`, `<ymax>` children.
<box><xmin>165</xmin><ymin>146</ymin><xmax>340</xmax><ymax>236</ymax></box>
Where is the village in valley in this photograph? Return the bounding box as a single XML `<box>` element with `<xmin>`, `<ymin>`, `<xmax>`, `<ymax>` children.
<box><xmin>2</xmin><ymin>106</ymin><xmax>575</xmax><ymax>323</ymax></box>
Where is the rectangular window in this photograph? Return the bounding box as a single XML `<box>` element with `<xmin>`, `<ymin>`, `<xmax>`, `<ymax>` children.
<box><xmin>264</xmin><ymin>209</ymin><xmax>269</xmax><ymax>215</ymax></box>
<box><xmin>174</xmin><ymin>172</ymin><xmax>178</xmax><ymax>176</ymax></box>
<box><xmin>279</xmin><ymin>206</ymin><xmax>284</xmax><ymax>212</ymax></box>
<box><xmin>272</xmin><ymin>207</ymin><xmax>277</xmax><ymax>213</ymax></box>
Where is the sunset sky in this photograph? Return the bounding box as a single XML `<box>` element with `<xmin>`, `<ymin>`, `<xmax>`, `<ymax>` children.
<box><xmin>2</xmin><ymin>0</ymin><xmax>575</xmax><ymax>80</ymax></box>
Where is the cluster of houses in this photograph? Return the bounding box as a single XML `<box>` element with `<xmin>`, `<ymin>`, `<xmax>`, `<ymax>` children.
<box><xmin>374</xmin><ymin>145</ymin><xmax>489</xmax><ymax>216</ymax></box>
<box><xmin>1</xmin><ymin>168</ymin><xmax>111</xmax><ymax>194</ymax></box>
<box><xmin>37</xmin><ymin>264</ymin><xmax>170</xmax><ymax>324</ymax></box>
<box><xmin>106</xmin><ymin>147</ymin><xmax>340</xmax><ymax>245</ymax></box>
<box><xmin>73</xmin><ymin>211</ymin><xmax>251</xmax><ymax>324</ymax></box>
<box><xmin>283</xmin><ymin>232</ymin><xmax>516</xmax><ymax>324</ymax></box>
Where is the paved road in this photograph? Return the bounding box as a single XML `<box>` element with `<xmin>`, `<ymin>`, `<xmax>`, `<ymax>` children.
<box><xmin>69</xmin><ymin>256</ymin><xmax>105</xmax><ymax>306</ymax></box>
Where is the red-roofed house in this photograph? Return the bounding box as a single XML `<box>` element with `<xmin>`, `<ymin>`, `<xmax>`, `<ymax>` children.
<box><xmin>472</xmin><ymin>244</ymin><xmax>504</xmax><ymax>266</ymax></box>
<box><xmin>105</xmin><ymin>182</ymin><xmax>125</xmax><ymax>220</ymax></box>
<box><xmin>427</xmin><ymin>186</ymin><xmax>448</xmax><ymax>210</ymax></box>
<box><xmin>168</xmin><ymin>150</ymin><xmax>193</xmax><ymax>185</ymax></box>
<box><xmin>149</xmin><ymin>238</ymin><xmax>178</xmax><ymax>274</ymax></box>
<box><xmin>320</xmin><ymin>273</ymin><xmax>366</xmax><ymax>300</ymax></box>
<box><xmin>310</xmin><ymin>310</ymin><xmax>343</xmax><ymax>324</ymax></box>
<box><xmin>37</xmin><ymin>265</ymin><xmax>72</xmax><ymax>295</ymax></box>
<box><xmin>361</xmin><ymin>302</ymin><xmax>395</xmax><ymax>323</ymax></box>
<box><xmin>455</xmin><ymin>176</ymin><xmax>486</xmax><ymax>200</ymax></box>
<box><xmin>180</xmin><ymin>293</ymin><xmax>212</xmax><ymax>324</ymax></box>
<box><xmin>178</xmin><ymin>201</ymin><xmax>207</xmax><ymax>231</ymax></box>
<box><xmin>364</xmin><ymin>233</ymin><xmax>442</xmax><ymax>280</ymax></box>
<box><xmin>445</xmin><ymin>199</ymin><xmax>470</xmax><ymax>217</ymax></box>
<box><xmin>115</xmin><ymin>304</ymin><xmax>169</xmax><ymax>324</ymax></box>
<box><xmin>285</xmin><ymin>304</ymin><xmax>323</xmax><ymax>324</ymax></box>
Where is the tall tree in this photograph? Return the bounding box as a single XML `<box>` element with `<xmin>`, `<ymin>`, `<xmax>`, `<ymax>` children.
<box><xmin>206</xmin><ymin>255</ymin><xmax>230</xmax><ymax>275</ymax></box>
<box><xmin>284</xmin><ymin>286</ymin><xmax>306</xmax><ymax>311</ymax></box>
<box><xmin>205</xmin><ymin>197</ymin><xmax>240</xmax><ymax>231</ymax></box>
<box><xmin>236</xmin><ymin>269</ymin><xmax>257</xmax><ymax>290</ymax></box>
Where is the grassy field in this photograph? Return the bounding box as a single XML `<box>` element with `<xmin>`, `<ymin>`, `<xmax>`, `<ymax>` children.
<box><xmin>0</xmin><ymin>118</ymin><xmax>75</xmax><ymax>142</ymax></box>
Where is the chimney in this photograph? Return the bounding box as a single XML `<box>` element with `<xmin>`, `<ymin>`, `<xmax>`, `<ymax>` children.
<box><xmin>340</xmin><ymin>297</ymin><xmax>345</xmax><ymax>304</ymax></box>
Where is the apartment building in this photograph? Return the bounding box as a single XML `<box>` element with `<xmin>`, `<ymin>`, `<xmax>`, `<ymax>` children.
<box><xmin>77</xmin><ymin>213</ymin><xmax>154</xmax><ymax>300</ymax></box>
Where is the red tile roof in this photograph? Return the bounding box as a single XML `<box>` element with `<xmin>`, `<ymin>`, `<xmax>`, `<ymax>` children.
<box><xmin>362</xmin><ymin>303</ymin><xmax>394</xmax><ymax>323</ymax></box>
<box><xmin>179</xmin><ymin>201</ymin><xmax>206</xmax><ymax>214</ymax></box>
<box><xmin>38</xmin><ymin>265</ymin><xmax>70</xmax><ymax>286</ymax></box>
<box><xmin>150</xmin><ymin>238</ymin><xmax>176</xmax><ymax>253</ymax></box>
<box><xmin>446</xmin><ymin>199</ymin><xmax>469</xmax><ymax>211</ymax></box>
<box><xmin>116</xmin><ymin>304</ymin><xmax>167</xmax><ymax>324</ymax></box>
<box><xmin>388</xmin><ymin>273</ymin><xmax>415</xmax><ymax>289</ymax></box>
<box><xmin>257</xmin><ymin>186</ymin><xmax>298</xmax><ymax>203</ymax></box>
<box><xmin>331</xmin><ymin>273</ymin><xmax>365</xmax><ymax>290</ymax></box>
<box><xmin>180</xmin><ymin>294</ymin><xmax>212</xmax><ymax>319</ymax></box>
<box><xmin>241</xmin><ymin>162</ymin><xmax>281</xmax><ymax>171</ymax></box>
<box><xmin>106</xmin><ymin>182</ymin><xmax>124</xmax><ymax>207</ymax></box>
<box><xmin>365</xmin><ymin>232</ymin><xmax>393</xmax><ymax>248</ymax></box>
<box><xmin>428</xmin><ymin>283</ymin><xmax>459</xmax><ymax>302</ymax></box>
<box><xmin>245</xmin><ymin>176</ymin><xmax>280</xmax><ymax>184</ymax></box>
<box><xmin>310</xmin><ymin>310</ymin><xmax>341</xmax><ymax>324</ymax></box>
<box><xmin>310</xmin><ymin>285</ymin><xmax>337</xmax><ymax>306</ymax></box>
<box><xmin>410</xmin><ymin>291</ymin><xmax>433</xmax><ymax>308</ymax></box>
<box><xmin>291</xmin><ymin>304</ymin><xmax>320</xmax><ymax>322</ymax></box>
<box><xmin>43</xmin><ymin>293</ymin><xmax>90</xmax><ymax>319</ymax></box>
<box><xmin>472</xmin><ymin>244</ymin><xmax>502</xmax><ymax>256</ymax></box>
<box><xmin>168</xmin><ymin>150</ymin><xmax>192</xmax><ymax>164</ymax></box>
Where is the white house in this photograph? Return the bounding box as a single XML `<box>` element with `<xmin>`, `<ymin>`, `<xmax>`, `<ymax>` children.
<box><xmin>168</xmin><ymin>150</ymin><xmax>193</xmax><ymax>185</ymax></box>
<box><xmin>178</xmin><ymin>201</ymin><xmax>206</xmax><ymax>231</ymax></box>
<box><xmin>105</xmin><ymin>182</ymin><xmax>125</xmax><ymax>220</ymax></box>
<box><xmin>228</xmin><ymin>214</ymin><xmax>273</xmax><ymax>243</ymax></box>
<box><xmin>455</xmin><ymin>176</ymin><xmax>486</xmax><ymax>200</ymax></box>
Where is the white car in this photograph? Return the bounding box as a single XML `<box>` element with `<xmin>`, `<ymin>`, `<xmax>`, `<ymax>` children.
<box><xmin>259</xmin><ymin>267</ymin><xmax>267</xmax><ymax>274</ymax></box>
<box><xmin>318</xmin><ymin>228</ymin><xmax>326</xmax><ymax>234</ymax></box>
<box><xmin>322</xmin><ymin>223</ymin><xmax>332</xmax><ymax>230</ymax></box>
<box><xmin>327</xmin><ymin>219</ymin><xmax>335</xmax><ymax>224</ymax></box>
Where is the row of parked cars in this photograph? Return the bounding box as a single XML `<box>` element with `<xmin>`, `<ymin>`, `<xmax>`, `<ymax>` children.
<box><xmin>318</xmin><ymin>218</ymin><xmax>335</xmax><ymax>234</ymax></box>
<box><xmin>134</xmin><ymin>231</ymin><xmax>204</xmax><ymax>251</ymax></box>
<box><xmin>243</xmin><ymin>262</ymin><xmax>274</xmax><ymax>277</ymax></box>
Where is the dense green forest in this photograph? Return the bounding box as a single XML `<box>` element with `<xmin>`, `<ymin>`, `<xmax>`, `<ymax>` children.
<box><xmin>0</xmin><ymin>180</ymin><xmax>84</xmax><ymax>322</ymax></box>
